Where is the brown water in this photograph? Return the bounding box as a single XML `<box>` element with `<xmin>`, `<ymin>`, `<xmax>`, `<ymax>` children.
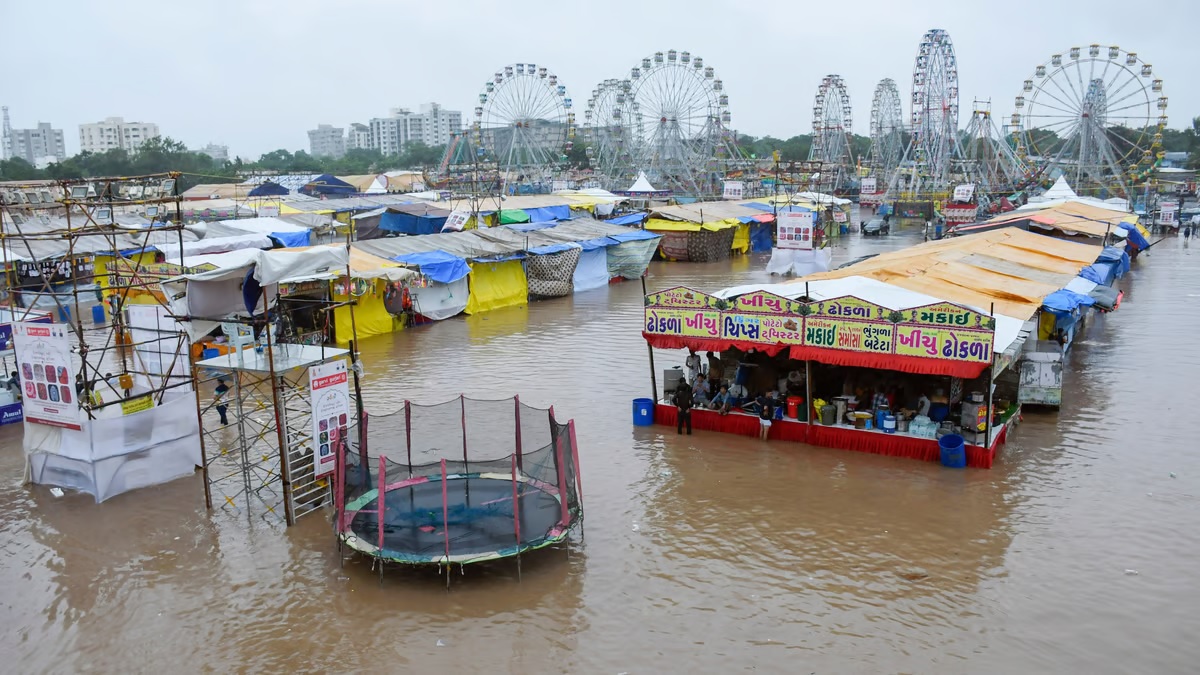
<box><xmin>3</xmin><ymin>225</ymin><xmax>1200</xmax><ymax>673</ymax></box>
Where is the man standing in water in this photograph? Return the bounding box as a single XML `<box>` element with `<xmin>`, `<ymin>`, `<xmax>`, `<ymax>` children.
<box><xmin>214</xmin><ymin>378</ymin><xmax>230</xmax><ymax>426</ymax></box>
<box><xmin>673</xmin><ymin>379</ymin><xmax>694</xmax><ymax>435</ymax></box>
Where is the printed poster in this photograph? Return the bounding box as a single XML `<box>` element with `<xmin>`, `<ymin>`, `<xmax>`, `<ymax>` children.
<box><xmin>12</xmin><ymin>321</ymin><xmax>81</xmax><ymax>430</ymax></box>
<box><xmin>721</xmin><ymin>180</ymin><xmax>745</xmax><ymax>200</ymax></box>
<box><xmin>777</xmin><ymin>210</ymin><xmax>814</xmax><ymax>250</ymax></box>
<box><xmin>309</xmin><ymin>360</ymin><xmax>350</xmax><ymax>478</ymax></box>
<box><xmin>442</xmin><ymin>210</ymin><xmax>471</xmax><ymax>232</ymax></box>
<box><xmin>860</xmin><ymin>177</ymin><xmax>877</xmax><ymax>195</ymax></box>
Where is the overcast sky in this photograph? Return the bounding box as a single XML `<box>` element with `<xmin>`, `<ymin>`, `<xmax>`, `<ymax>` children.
<box><xmin>2</xmin><ymin>0</ymin><xmax>1195</xmax><ymax>160</ymax></box>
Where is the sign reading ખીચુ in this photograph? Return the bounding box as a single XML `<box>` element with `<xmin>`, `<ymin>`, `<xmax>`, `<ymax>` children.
<box><xmin>309</xmin><ymin>360</ymin><xmax>350</xmax><ymax>478</ymax></box>
<box><xmin>12</xmin><ymin>321</ymin><xmax>81</xmax><ymax>430</ymax></box>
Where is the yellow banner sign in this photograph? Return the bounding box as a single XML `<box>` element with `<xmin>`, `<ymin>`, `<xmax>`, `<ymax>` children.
<box><xmin>120</xmin><ymin>396</ymin><xmax>153</xmax><ymax>415</ymax></box>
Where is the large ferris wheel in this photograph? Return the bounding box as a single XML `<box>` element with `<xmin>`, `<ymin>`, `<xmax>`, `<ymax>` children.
<box><xmin>899</xmin><ymin>29</ymin><xmax>960</xmax><ymax>197</ymax></box>
<box><xmin>1012</xmin><ymin>45</ymin><xmax>1166</xmax><ymax>198</ymax></box>
<box><xmin>473</xmin><ymin>63</ymin><xmax>575</xmax><ymax>180</ymax></box>
<box><xmin>615</xmin><ymin>50</ymin><xmax>733</xmax><ymax>195</ymax></box>
<box><xmin>866</xmin><ymin>78</ymin><xmax>904</xmax><ymax>184</ymax></box>
<box><xmin>808</xmin><ymin>74</ymin><xmax>856</xmax><ymax>191</ymax></box>
<box><xmin>583</xmin><ymin>79</ymin><xmax>638</xmax><ymax>184</ymax></box>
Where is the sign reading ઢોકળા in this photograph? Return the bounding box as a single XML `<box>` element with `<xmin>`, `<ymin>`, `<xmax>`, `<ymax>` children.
<box><xmin>12</xmin><ymin>321</ymin><xmax>82</xmax><ymax>430</ymax></box>
<box><xmin>309</xmin><ymin>360</ymin><xmax>350</xmax><ymax>478</ymax></box>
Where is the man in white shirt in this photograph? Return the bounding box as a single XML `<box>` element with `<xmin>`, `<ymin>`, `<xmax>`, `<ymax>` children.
<box><xmin>685</xmin><ymin>349</ymin><xmax>702</xmax><ymax>384</ymax></box>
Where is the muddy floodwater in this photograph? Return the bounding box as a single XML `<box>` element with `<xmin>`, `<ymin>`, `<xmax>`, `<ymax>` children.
<box><xmin>3</xmin><ymin>225</ymin><xmax>1200</xmax><ymax>673</ymax></box>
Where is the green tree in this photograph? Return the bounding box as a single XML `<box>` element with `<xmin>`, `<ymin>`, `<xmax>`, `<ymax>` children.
<box><xmin>0</xmin><ymin>157</ymin><xmax>43</xmax><ymax>180</ymax></box>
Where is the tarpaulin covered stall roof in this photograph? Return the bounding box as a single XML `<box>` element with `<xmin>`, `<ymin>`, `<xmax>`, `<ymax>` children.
<box><xmin>248</xmin><ymin>181</ymin><xmax>289</xmax><ymax>197</ymax></box>
<box><xmin>300</xmin><ymin>174</ymin><xmax>356</xmax><ymax>196</ymax></box>
<box><xmin>606</xmin><ymin>212</ymin><xmax>647</xmax><ymax>226</ymax></box>
<box><xmin>391</xmin><ymin>250</ymin><xmax>471</xmax><ymax>284</ymax></box>
<box><xmin>378</xmin><ymin>203</ymin><xmax>451</xmax><ymax>235</ymax></box>
<box><xmin>797</xmin><ymin>227</ymin><xmax>1103</xmax><ymax>319</ymax></box>
<box><xmin>1042</xmin><ymin>289</ymin><xmax>1096</xmax><ymax>314</ymax></box>
<box><xmin>210</xmin><ymin>217</ymin><xmax>313</xmax><ymax>248</ymax></box>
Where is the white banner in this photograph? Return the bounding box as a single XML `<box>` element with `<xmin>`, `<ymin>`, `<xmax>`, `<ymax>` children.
<box><xmin>832</xmin><ymin>210</ymin><xmax>847</xmax><ymax>223</ymax></box>
<box><xmin>953</xmin><ymin>184</ymin><xmax>976</xmax><ymax>202</ymax></box>
<box><xmin>309</xmin><ymin>360</ymin><xmax>350</xmax><ymax>478</ymax></box>
<box><xmin>551</xmin><ymin>180</ymin><xmax>570</xmax><ymax>192</ymax></box>
<box><xmin>258</xmin><ymin>205</ymin><xmax>281</xmax><ymax>217</ymax></box>
<box><xmin>12</xmin><ymin>321</ymin><xmax>80</xmax><ymax>430</ymax></box>
<box><xmin>442</xmin><ymin>210</ymin><xmax>471</xmax><ymax>232</ymax></box>
<box><xmin>777</xmin><ymin>210</ymin><xmax>814</xmax><ymax>250</ymax></box>
<box><xmin>721</xmin><ymin>181</ymin><xmax>745</xmax><ymax>200</ymax></box>
<box><xmin>860</xmin><ymin>177</ymin><xmax>877</xmax><ymax>194</ymax></box>
<box><xmin>1161</xmin><ymin>202</ymin><xmax>1178</xmax><ymax>224</ymax></box>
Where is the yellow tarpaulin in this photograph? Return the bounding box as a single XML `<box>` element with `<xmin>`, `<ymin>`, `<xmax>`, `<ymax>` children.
<box><xmin>332</xmin><ymin>280</ymin><xmax>401</xmax><ymax>344</ymax></box>
<box><xmin>645</xmin><ymin>217</ymin><xmax>740</xmax><ymax>233</ymax></box>
<box><xmin>465</xmin><ymin>260</ymin><xmax>528</xmax><ymax>315</ymax></box>
<box><xmin>732</xmin><ymin>222</ymin><xmax>750</xmax><ymax>253</ymax></box>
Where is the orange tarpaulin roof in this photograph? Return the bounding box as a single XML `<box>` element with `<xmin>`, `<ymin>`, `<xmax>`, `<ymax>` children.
<box><xmin>793</xmin><ymin>227</ymin><xmax>1102</xmax><ymax>318</ymax></box>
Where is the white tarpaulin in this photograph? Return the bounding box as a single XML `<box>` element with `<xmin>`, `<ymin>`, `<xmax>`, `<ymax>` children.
<box><xmin>766</xmin><ymin>247</ymin><xmax>832</xmax><ymax>276</ymax></box>
<box><xmin>126</xmin><ymin>305</ymin><xmax>191</xmax><ymax>392</ymax></box>
<box><xmin>411</xmin><ymin>278</ymin><xmax>469</xmax><ymax>321</ymax></box>
<box><xmin>155</xmin><ymin>233</ymin><xmax>273</xmax><ymax>260</ymax></box>
<box><xmin>572</xmin><ymin>247</ymin><xmax>611</xmax><ymax>292</ymax></box>
<box><xmin>24</xmin><ymin>392</ymin><xmax>201</xmax><ymax>503</ymax></box>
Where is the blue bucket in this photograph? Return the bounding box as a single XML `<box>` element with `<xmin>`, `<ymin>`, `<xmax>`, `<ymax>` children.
<box><xmin>939</xmin><ymin>434</ymin><xmax>966</xmax><ymax>468</ymax></box>
<box><xmin>632</xmin><ymin>398</ymin><xmax>655</xmax><ymax>426</ymax></box>
<box><xmin>91</xmin><ymin>304</ymin><xmax>106</xmax><ymax>325</ymax></box>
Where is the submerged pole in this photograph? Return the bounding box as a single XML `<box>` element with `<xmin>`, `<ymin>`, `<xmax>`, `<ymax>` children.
<box><xmin>642</xmin><ymin>276</ymin><xmax>658</xmax><ymax>401</ymax></box>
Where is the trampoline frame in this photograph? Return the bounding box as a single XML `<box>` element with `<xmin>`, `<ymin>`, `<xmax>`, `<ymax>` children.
<box><xmin>334</xmin><ymin>395</ymin><xmax>584</xmax><ymax>568</ymax></box>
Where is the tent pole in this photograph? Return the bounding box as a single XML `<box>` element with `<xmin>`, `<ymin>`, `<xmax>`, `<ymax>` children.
<box><xmin>642</xmin><ymin>276</ymin><xmax>658</xmax><ymax>401</ymax></box>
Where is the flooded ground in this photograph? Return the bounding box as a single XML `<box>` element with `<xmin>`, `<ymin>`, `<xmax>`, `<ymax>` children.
<box><xmin>2</xmin><ymin>223</ymin><xmax>1199</xmax><ymax>673</ymax></box>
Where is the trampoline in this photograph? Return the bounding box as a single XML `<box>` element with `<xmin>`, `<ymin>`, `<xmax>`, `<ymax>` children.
<box><xmin>336</xmin><ymin>396</ymin><xmax>583</xmax><ymax>567</ymax></box>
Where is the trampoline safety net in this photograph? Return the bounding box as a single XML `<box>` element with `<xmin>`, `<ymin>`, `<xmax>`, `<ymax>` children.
<box><xmin>337</xmin><ymin>396</ymin><xmax>582</xmax><ymax>565</ymax></box>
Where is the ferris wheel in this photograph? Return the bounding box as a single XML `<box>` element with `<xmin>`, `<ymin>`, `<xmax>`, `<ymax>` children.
<box><xmin>620</xmin><ymin>49</ymin><xmax>731</xmax><ymax>196</ymax></box>
<box><xmin>1012</xmin><ymin>45</ymin><xmax>1166</xmax><ymax>198</ymax></box>
<box><xmin>867</xmin><ymin>78</ymin><xmax>904</xmax><ymax>183</ymax></box>
<box><xmin>473</xmin><ymin>63</ymin><xmax>575</xmax><ymax>180</ymax></box>
<box><xmin>808</xmin><ymin>74</ymin><xmax>856</xmax><ymax>191</ymax></box>
<box><xmin>583</xmin><ymin>79</ymin><xmax>639</xmax><ymax>184</ymax></box>
<box><xmin>904</xmin><ymin>29</ymin><xmax>960</xmax><ymax>195</ymax></box>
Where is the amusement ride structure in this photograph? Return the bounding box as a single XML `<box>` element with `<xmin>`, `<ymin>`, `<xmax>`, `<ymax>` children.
<box><xmin>592</xmin><ymin>50</ymin><xmax>738</xmax><ymax>196</ymax></box>
<box><xmin>893</xmin><ymin>29</ymin><xmax>961</xmax><ymax>201</ymax></box>
<box><xmin>808</xmin><ymin>74</ymin><xmax>857</xmax><ymax>193</ymax></box>
<box><xmin>472</xmin><ymin>63</ymin><xmax>575</xmax><ymax>185</ymax></box>
<box><xmin>862</xmin><ymin>78</ymin><xmax>905</xmax><ymax>203</ymax></box>
<box><xmin>1011</xmin><ymin>45</ymin><xmax>1167</xmax><ymax>199</ymax></box>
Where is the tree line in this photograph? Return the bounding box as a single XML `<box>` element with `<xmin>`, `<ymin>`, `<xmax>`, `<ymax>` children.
<box><xmin>1</xmin><ymin>118</ymin><xmax>1196</xmax><ymax>188</ymax></box>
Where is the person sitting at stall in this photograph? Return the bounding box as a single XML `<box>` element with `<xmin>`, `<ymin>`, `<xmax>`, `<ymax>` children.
<box><xmin>685</xmin><ymin>349</ymin><xmax>702</xmax><ymax>384</ymax></box>
<box><xmin>872</xmin><ymin>386</ymin><xmax>890</xmax><ymax>411</ymax></box>
<box><xmin>916</xmin><ymin>392</ymin><xmax>932</xmax><ymax>418</ymax></box>
<box><xmin>758</xmin><ymin>394</ymin><xmax>774</xmax><ymax>440</ymax></box>
<box><xmin>673</xmin><ymin>379</ymin><xmax>694</xmax><ymax>435</ymax></box>
<box><xmin>691</xmin><ymin>376</ymin><xmax>710</xmax><ymax>406</ymax></box>
<box><xmin>708</xmin><ymin>384</ymin><xmax>733</xmax><ymax>415</ymax></box>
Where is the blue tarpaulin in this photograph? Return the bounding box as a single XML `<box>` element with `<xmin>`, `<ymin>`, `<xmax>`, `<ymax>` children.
<box><xmin>248</xmin><ymin>181</ymin><xmax>288</xmax><ymax>197</ymax></box>
<box><xmin>1098</xmin><ymin>246</ymin><xmax>1131</xmax><ymax>278</ymax></box>
<box><xmin>528</xmin><ymin>242</ymin><xmax>581</xmax><ymax>255</ymax></box>
<box><xmin>1078</xmin><ymin>265</ymin><xmax>1106</xmax><ymax>285</ymax></box>
<box><xmin>392</xmin><ymin>251</ymin><xmax>470</xmax><ymax>284</ymax></box>
<box><xmin>607</xmin><ymin>212</ymin><xmax>648</xmax><ymax>226</ymax></box>
<box><xmin>578</xmin><ymin>237</ymin><xmax>615</xmax><ymax>251</ymax></box>
<box><xmin>522</xmin><ymin>205</ymin><xmax>572</xmax><ymax>222</ymax></box>
<box><xmin>1043</xmin><ymin>289</ymin><xmax>1097</xmax><ymax>314</ymax></box>
<box><xmin>609</xmin><ymin>229</ymin><xmax>661</xmax><ymax>243</ymax></box>
<box><xmin>741</xmin><ymin>202</ymin><xmax>775</xmax><ymax>212</ymax></box>
<box><xmin>380</xmin><ymin>210</ymin><xmax>447</xmax><ymax>235</ymax></box>
<box><xmin>1117</xmin><ymin>222</ymin><xmax>1150</xmax><ymax>249</ymax></box>
<box><xmin>750</xmin><ymin>222</ymin><xmax>773</xmax><ymax>253</ymax></box>
<box><xmin>504</xmin><ymin>221</ymin><xmax>559</xmax><ymax>232</ymax></box>
<box><xmin>269</xmin><ymin>230</ymin><xmax>312</xmax><ymax>248</ymax></box>
<box><xmin>300</xmin><ymin>174</ymin><xmax>355</xmax><ymax>197</ymax></box>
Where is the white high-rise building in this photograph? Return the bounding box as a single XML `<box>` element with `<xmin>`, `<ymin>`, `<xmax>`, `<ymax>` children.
<box><xmin>7</xmin><ymin>122</ymin><xmax>66</xmax><ymax>165</ymax></box>
<box><xmin>363</xmin><ymin>103</ymin><xmax>462</xmax><ymax>155</ymax></box>
<box><xmin>78</xmin><ymin>117</ymin><xmax>160</xmax><ymax>154</ymax></box>
<box><xmin>197</xmin><ymin>143</ymin><xmax>229</xmax><ymax>162</ymax></box>
<box><xmin>307</xmin><ymin>124</ymin><xmax>345</xmax><ymax>158</ymax></box>
<box><xmin>418</xmin><ymin>103</ymin><xmax>462</xmax><ymax>147</ymax></box>
<box><xmin>346</xmin><ymin>123</ymin><xmax>371</xmax><ymax>151</ymax></box>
